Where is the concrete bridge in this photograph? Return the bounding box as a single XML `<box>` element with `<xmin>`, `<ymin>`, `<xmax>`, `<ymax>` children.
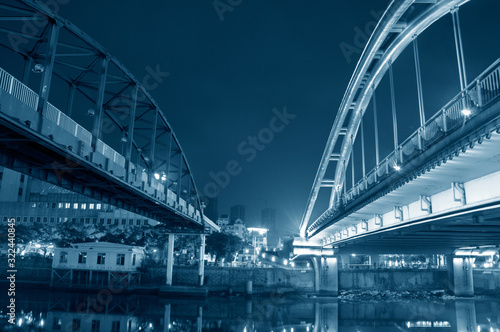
<box><xmin>295</xmin><ymin>0</ymin><xmax>500</xmax><ymax>297</ymax></box>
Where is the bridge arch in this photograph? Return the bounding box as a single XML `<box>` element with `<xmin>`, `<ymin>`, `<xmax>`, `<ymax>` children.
<box><xmin>0</xmin><ymin>0</ymin><xmax>211</xmax><ymax>228</ymax></box>
<box><xmin>300</xmin><ymin>0</ymin><xmax>494</xmax><ymax>237</ymax></box>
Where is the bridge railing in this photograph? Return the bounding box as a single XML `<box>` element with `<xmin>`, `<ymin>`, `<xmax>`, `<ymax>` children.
<box><xmin>342</xmin><ymin>60</ymin><xmax>500</xmax><ymax>206</ymax></box>
<box><xmin>0</xmin><ymin>68</ymin><xmax>39</xmax><ymax>109</ymax></box>
<box><xmin>341</xmin><ymin>59</ymin><xmax>500</xmax><ymax>212</ymax></box>
<box><xmin>0</xmin><ymin>66</ymin><xmax>203</xmax><ymax>224</ymax></box>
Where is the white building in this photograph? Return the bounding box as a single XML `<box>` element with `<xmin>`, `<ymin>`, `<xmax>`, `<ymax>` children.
<box><xmin>223</xmin><ymin>218</ymin><xmax>247</xmax><ymax>239</ymax></box>
<box><xmin>51</xmin><ymin>242</ymin><xmax>145</xmax><ymax>288</ymax></box>
<box><xmin>247</xmin><ymin>227</ymin><xmax>268</xmax><ymax>251</ymax></box>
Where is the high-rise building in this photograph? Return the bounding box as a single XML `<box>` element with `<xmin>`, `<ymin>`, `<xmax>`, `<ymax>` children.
<box><xmin>261</xmin><ymin>207</ymin><xmax>276</xmax><ymax>232</ymax></box>
<box><xmin>202</xmin><ymin>195</ymin><xmax>218</xmax><ymax>223</ymax></box>
<box><xmin>230</xmin><ymin>205</ymin><xmax>245</xmax><ymax>224</ymax></box>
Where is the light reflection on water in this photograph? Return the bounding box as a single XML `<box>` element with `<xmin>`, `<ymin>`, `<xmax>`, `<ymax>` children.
<box><xmin>2</xmin><ymin>289</ymin><xmax>500</xmax><ymax>331</ymax></box>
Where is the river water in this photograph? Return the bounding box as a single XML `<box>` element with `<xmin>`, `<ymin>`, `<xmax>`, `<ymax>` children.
<box><xmin>2</xmin><ymin>289</ymin><xmax>500</xmax><ymax>331</ymax></box>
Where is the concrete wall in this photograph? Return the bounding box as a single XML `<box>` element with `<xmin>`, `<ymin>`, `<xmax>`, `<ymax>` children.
<box><xmin>142</xmin><ymin>266</ymin><xmax>315</xmax><ymax>293</ymax></box>
<box><xmin>474</xmin><ymin>270</ymin><xmax>500</xmax><ymax>295</ymax></box>
<box><xmin>339</xmin><ymin>269</ymin><xmax>448</xmax><ymax>291</ymax></box>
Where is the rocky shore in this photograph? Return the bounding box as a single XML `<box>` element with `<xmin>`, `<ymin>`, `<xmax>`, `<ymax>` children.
<box><xmin>338</xmin><ymin>289</ymin><xmax>457</xmax><ymax>302</ymax></box>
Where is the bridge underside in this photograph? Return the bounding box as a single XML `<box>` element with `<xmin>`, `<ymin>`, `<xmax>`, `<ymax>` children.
<box><xmin>332</xmin><ymin>205</ymin><xmax>500</xmax><ymax>254</ymax></box>
<box><xmin>305</xmin><ymin>99</ymin><xmax>500</xmax><ymax>254</ymax></box>
<box><xmin>0</xmin><ymin>95</ymin><xmax>202</xmax><ymax>231</ymax></box>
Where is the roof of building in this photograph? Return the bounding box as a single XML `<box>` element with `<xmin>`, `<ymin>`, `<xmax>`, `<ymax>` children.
<box><xmin>68</xmin><ymin>242</ymin><xmax>144</xmax><ymax>251</ymax></box>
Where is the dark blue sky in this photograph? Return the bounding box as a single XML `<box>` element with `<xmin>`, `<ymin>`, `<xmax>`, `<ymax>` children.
<box><xmin>57</xmin><ymin>0</ymin><xmax>500</xmax><ymax>234</ymax></box>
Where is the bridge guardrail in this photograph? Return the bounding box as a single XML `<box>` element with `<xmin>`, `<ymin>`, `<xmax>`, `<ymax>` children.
<box><xmin>312</xmin><ymin>59</ymin><xmax>500</xmax><ymax>233</ymax></box>
<box><xmin>0</xmin><ymin>66</ymin><xmax>202</xmax><ymax>225</ymax></box>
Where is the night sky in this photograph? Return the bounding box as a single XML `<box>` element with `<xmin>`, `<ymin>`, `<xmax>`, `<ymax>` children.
<box><xmin>56</xmin><ymin>0</ymin><xmax>500</xmax><ymax>235</ymax></box>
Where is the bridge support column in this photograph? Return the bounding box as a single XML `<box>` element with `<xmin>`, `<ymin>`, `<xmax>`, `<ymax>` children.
<box><xmin>198</xmin><ymin>234</ymin><xmax>205</xmax><ymax>286</ymax></box>
<box><xmin>447</xmin><ymin>255</ymin><xmax>474</xmax><ymax>296</ymax></box>
<box><xmin>454</xmin><ymin>300</ymin><xmax>477</xmax><ymax>332</ymax></box>
<box><xmin>163</xmin><ymin>304</ymin><xmax>171</xmax><ymax>332</ymax></box>
<box><xmin>313</xmin><ymin>256</ymin><xmax>338</xmax><ymax>296</ymax></box>
<box><xmin>166</xmin><ymin>234</ymin><xmax>174</xmax><ymax>286</ymax></box>
<box><xmin>314</xmin><ymin>301</ymin><xmax>339</xmax><ymax>332</ymax></box>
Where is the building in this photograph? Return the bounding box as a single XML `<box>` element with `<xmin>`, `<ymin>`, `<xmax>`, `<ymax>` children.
<box><xmin>51</xmin><ymin>242</ymin><xmax>145</xmax><ymax>288</ymax></box>
<box><xmin>261</xmin><ymin>207</ymin><xmax>276</xmax><ymax>231</ymax></box>
<box><xmin>247</xmin><ymin>227</ymin><xmax>268</xmax><ymax>251</ymax></box>
<box><xmin>0</xmin><ymin>168</ymin><xmax>158</xmax><ymax>228</ymax></box>
<box><xmin>202</xmin><ymin>194</ymin><xmax>218</xmax><ymax>223</ymax></box>
<box><xmin>230</xmin><ymin>205</ymin><xmax>245</xmax><ymax>223</ymax></box>
<box><xmin>216</xmin><ymin>214</ymin><xmax>229</xmax><ymax>229</ymax></box>
<box><xmin>223</xmin><ymin>218</ymin><xmax>247</xmax><ymax>239</ymax></box>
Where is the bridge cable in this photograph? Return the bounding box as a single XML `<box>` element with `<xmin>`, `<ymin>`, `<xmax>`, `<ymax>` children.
<box><xmin>372</xmin><ymin>85</ymin><xmax>380</xmax><ymax>167</ymax></box>
<box><xmin>361</xmin><ymin>118</ymin><xmax>366</xmax><ymax>179</ymax></box>
<box><xmin>389</xmin><ymin>63</ymin><xmax>399</xmax><ymax>162</ymax></box>
<box><xmin>413</xmin><ymin>38</ymin><xmax>426</xmax><ymax>127</ymax></box>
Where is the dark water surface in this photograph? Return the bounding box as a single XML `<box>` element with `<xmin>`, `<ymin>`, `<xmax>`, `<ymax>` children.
<box><xmin>2</xmin><ymin>289</ymin><xmax>500</xmax><ymax>331</ymax></box>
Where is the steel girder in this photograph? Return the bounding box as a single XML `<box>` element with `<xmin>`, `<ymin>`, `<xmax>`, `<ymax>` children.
<box><xmin>0</xmin><ymin>0</ymin><xmax>206</xmax><ymax>228</ymax></box>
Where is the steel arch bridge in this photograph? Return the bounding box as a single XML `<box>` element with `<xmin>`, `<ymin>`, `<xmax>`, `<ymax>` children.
<box><xmin>0</xmin><ymin>0</ymin><xmax>216</xmax><ymax>231</ymax></box>
<box><xmin>299</xmin><ymin>0</ymin><xmax>500</xmax><ymax>250</ymax></box>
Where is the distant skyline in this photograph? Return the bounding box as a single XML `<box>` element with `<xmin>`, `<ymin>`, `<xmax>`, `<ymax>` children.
<box><xmin>55</xmin><ymin>1</ymin><xmax>500</xmax><ymax>236</ymax></box>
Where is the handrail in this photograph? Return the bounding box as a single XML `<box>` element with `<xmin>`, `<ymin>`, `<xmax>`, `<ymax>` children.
<box><xmin>309</xmin><ymin>58</ymin><xmax>500</xmax><ymax>234</ymax></box>
<box><xmin>0</xmin><ymin>66</ymin><xmax>200</xmax><ymax>224</ymax></box>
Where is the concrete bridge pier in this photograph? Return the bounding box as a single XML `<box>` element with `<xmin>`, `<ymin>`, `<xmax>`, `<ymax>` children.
<box><xmin>313</xmin><ymin>256</ymin><xmax>339</xmax><ymax>296</ymax></box>
<box><xmin>166</xmin><ymin>234</ymin><xmax>174</xmax><ymax>286</ymax></box>
<box><xmin>163</xmin><ymin>304</ymin><xmax>171</xmax><ymax>332</ymax></box>
<box><xmin>454</xmin><ymin>300</ymin><xmax>477</xmax><ymax>332</ymax></box>
<box><xmin>447</xmin><ymin>255</ymin><xmax>474</xmax><ymax>297</ymax></box>
<box><xmin>314</xmin><ymin>301</ymin><xmax>338</xmax><ymax>332</ymax></box>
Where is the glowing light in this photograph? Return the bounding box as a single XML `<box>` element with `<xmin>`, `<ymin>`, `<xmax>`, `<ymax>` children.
<box><xmin>462</xmin><ymin>109</ymin><xmax>471</xmax><ymax>116</ymax></box>
<box><xmin>284</xmin><ymin>259</ymin><xmax>288</xmax><ymax>265</ymax></box>
<box><xmin>272</xmin><ymin>256</ymin><xmax>276</xmax><ymax>262</ymax></box>
<box><xmin>394</xmin><ymin>165</ymin><xmax>401</xmax><ymax>171</ymax></box>
<box><xmin>307</xmin><ymin>262</ymin><xmax>310</xmax><ymax>267</ymax></box>
<box><xmin>154</xmin><ymin>173</ymin><xmax>160</xmax><ymax>180</ymax></box>
<box><xmin>352</xmin><ymin>253</ymin><xmax>356</xmax><ymax>257</ymax></box>
<box><xmin>291</xmin><ymin>262</ymin><xmax>295</xmax><ymax>267</ymax></box>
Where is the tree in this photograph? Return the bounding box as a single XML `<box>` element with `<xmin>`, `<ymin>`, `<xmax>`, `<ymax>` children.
<box><xmin>205</xmin><ymin>233</ymin><xmax>243</xmax><ymax>262</ymax></box>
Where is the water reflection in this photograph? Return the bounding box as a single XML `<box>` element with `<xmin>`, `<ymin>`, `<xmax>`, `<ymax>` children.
<box><xmin>3</xmin><ymin>289</ymin><xmax>500</xmax><ymax>331</ymax></box>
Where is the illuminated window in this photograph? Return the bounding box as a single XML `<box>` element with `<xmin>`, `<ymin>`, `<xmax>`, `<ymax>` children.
<box><xmin>52</xmin><ymin>317</ymin><xmax>62</xmax><ymax>330</ymax></box>
<box><xmin>116</xmin><ymin>254</ymin><xmax>125</xmax><ymax>265</ymax></box>
<box><xmin>97</xmin><ymin>253</ymin><xmax>106</xmax><ymax>265</ymax></box>
<box><xmin>81</xmin><ymin>203</ymin><xmax>86</xmax><ymax>210</ymax></box>
<box><xmin>65</xmin><ymin>203</ymin><xmax>71</xmax><ymax>209</ymax></box>
<box><xmin>73</xmin><ymin>203</ymin><xmax>78</xmax><ymax>209</ymax></box>
<box><xmin>59</xmin><ymin>251</ymin><xmax>68</xmax><ymax>264</ymax></box>
<box><xmin>96</xmin><ymin>203</ymin><xmax>101</xmax><ymax>209</ymax></box>
<box><xmin>58</xmin><ymin>203</ymin><xmax>63</xmax><ymax>209</ymax></box>
<box><xmin>78</xmin><ymin>252</ymin><xmax>87</xmax><ymax>264</ymax></box>
<box><xmin>89</xmin><ymin>203</ymin><xmax>94</xmax><ymax>209</ymax></box>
